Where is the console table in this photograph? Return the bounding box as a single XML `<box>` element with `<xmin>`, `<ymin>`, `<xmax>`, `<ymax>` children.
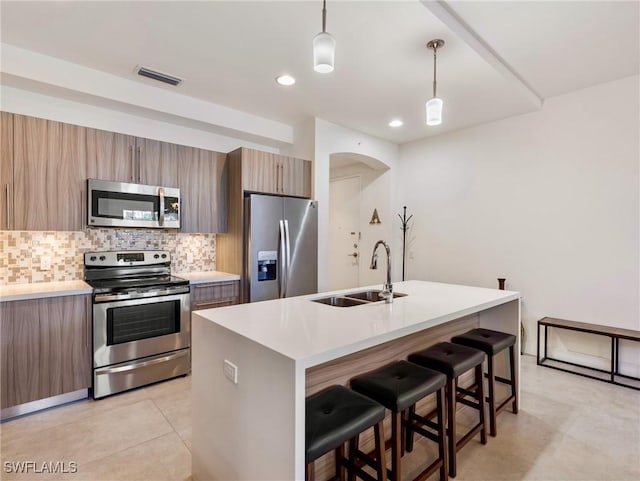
<box><xmin>537</xmin><ymin>317</ymin><xmax>640</xmax><ymax>390</ymax></box>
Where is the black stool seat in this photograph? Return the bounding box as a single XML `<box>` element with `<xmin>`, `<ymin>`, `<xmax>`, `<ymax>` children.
<box><xmin>351</xmin><ymin>360</ymin><xmax>446</xmax><ymax>412</ymax></box>
<box><xmin>306</xmin><ymin>385</ymin><xmax>385</xmax><ymax>463</ymax></box>
<box><xmin>451</xmin><ymin>328</ymin><xmax>516</xmax><ymax>355</ymax></box>
<box><xmin>409</xmin><ymin>342</ymin><xmax>486</xmax><ymax>378</ymax></box>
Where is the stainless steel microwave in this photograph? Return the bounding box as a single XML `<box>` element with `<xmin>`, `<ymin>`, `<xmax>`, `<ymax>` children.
<box><xmin>87</xmin><ymin>179</ymin><xmax>180</xmax><ymax>229</ymax></box>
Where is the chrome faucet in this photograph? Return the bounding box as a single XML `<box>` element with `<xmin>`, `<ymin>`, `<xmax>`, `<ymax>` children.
<box><xmin>370</xmin><ymin>240</ymin><xmax>393</xmax><ymax>303</ymax></box>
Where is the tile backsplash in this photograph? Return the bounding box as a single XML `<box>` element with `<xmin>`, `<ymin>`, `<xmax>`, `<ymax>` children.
<box><xmin>0</xmin><ymin>229</ymin><xmax>216</xmax><ymax>285</ymax></box>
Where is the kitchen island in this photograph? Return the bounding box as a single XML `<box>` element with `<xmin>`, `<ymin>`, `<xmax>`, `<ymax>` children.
<box><xmin>192</xmin><ymin>280</ymin><xmax>520</xmax><ymax>480</ymax></box>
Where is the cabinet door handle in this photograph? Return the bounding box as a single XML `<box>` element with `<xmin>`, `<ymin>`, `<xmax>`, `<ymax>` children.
<box><xmin>137</xmin><ymin>146</ymin><xmax>142</xmax><ymax>183</ymax></box>
<box><xmin>280</xmin><ymin>163</ymin><xmax>284</xmax><ymax>193</ymax></box>
<box><xmin>80</xmin><ymin>188</ymin><xmax>85</xmax><ymax>229</ymax></box>
<box><xmin>130</xmin><ymin>145</ymin><xmax>135</xmax><ymax>182</ymax></box>
<box><xmin>5</xmin><ymin>183</ymin><xmax>10</xmax><ymax>229</ymax></box>
<box><xmin>275</xmin><ymin>164</ymin><xmax>279</xmax><ymax>193</ymax></box>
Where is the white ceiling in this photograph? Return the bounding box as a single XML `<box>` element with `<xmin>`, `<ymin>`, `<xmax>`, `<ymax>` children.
<box><xmin>1</xmin><ymin>1</ymin><xmax>638</xmax><ymax>145</ymax></box>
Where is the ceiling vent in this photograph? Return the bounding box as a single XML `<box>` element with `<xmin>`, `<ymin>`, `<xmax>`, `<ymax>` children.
<box><xmin>136</xmin><ymin>66</ymin><xmax>183</xmax><ymax>86</ymax></box>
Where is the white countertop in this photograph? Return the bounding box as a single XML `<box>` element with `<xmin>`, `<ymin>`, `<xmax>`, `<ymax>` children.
<box><xmin>174</xmin><ymin>271</ymin><xmax>240</xmax><ymax>284</ymax></box>
<box><xmin>194</xmin><ymin>280</ymin><xmax>520</xmax><ymax>368</ymax></box>
<box><xmin>0</xmin><ymin>280</ymin><xmax>93</xmax><ymax>302</ymax></box>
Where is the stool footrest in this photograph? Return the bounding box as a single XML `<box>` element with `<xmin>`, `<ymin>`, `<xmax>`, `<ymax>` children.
<box><xmin>496</xmin><ymin>394</ymin><xmax>516</xmax><ymax>414</ymax></box>
<box><xmin>340</xmin><ymin>453</ymin><xmax>380</xmax><ymax>481</ymax></box>
<box><xmin>456</xmin><ymin>421</ymin><xmax>486</xmax><ymax>450</ymax></box>
<box><xmin>456</xmin><ymin>396</ymin><xmax>480</xmax><ymax>410</ymax></box>
<box><xmin>495</xmin><ymin>375</ymin><xmax>512</xmax><ymax>385</ymax></box>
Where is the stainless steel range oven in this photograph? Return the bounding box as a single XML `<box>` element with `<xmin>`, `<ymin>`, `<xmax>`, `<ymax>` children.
<box><xmin>84</xmin><ymin>250</ymin><xmax>190</xmax><ymax>399</ymax></box>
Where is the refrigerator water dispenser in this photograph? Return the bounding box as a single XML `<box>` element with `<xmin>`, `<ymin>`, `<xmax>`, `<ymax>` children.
<box><xmin>257</xmin><ymin>250</ymin><xmax>277</xmax><ymax>281</ymax></box>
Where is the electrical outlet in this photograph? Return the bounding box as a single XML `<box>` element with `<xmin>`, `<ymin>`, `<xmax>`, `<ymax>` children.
<box><xmin>223</xmin><ymin>360</ymin><xmax>238</xmax><ymax>384</ymax></box>
<box><xmin>40</xmin><ymin>256</ymin><xmax>51</xmax><ymax>271</ymax></box>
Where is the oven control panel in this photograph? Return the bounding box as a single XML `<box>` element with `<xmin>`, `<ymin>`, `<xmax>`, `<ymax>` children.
<box><xmin>84</xmin><ymin>250</ymin><xmax>170</xmax><ymax>267</ymax></box>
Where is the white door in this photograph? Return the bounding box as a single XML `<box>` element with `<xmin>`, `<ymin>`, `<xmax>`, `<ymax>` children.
<box><xmin>328</xmin><ymin>176</ymin><xmax>361</xmax><ymax>290</ymax></box>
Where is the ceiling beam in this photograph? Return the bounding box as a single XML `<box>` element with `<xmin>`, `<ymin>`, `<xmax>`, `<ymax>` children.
<box><xmin>421</xmin><ymin>0</ymin><xmax>543</xmax><ymax>109</ymax></box>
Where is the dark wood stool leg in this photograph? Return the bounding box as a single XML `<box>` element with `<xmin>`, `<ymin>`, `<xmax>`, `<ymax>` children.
<box><xmin>487</xmin><ymin>354</ymin><xmax>497</xmax><ymax>437</ymax></box>
<box><xmin>437</xmin><ymin>386</ymin><xmax>448</xmax><ymax>481</ymax></box>
<box><xmin>509</xmin><ymin>345</ymin><xmax>518</xmax><ymax>414</ymax></box>
<box><xmin>446</xmin><ymin>377</ymin><xmax>457</xmax><ymax>477</ymax></box>
<box><xmin>476</xmin><ymin>364</ymin><xmax>487</xmax><ymax>445</ymax></box>
<box><xmin>391</xmin><ymin>411</ymin><xmax>401</xmax><ymax>481</ymax></box>
<box><xmin>374</xmin><ymin>420</ymin><xmax>387</xmax><ymax>481</ymax></box>
<box><xmin>348</xmin><ymin>435</ymin><xmax>358</xmax><ymax>481</ymax></box>
<box><xmin>336</xmin><ymin>444</ymin><xmax>347</xmax><ymax>481</ymax></box>
<box><xmin>405</xmin><ymin>405</ymin><xmax>416</xmax><ymax>453</ymax></box>
<box><xmin>306</xmin><ymin>461</ymin><xmax>314</xmax><ymax>481</ymax></box>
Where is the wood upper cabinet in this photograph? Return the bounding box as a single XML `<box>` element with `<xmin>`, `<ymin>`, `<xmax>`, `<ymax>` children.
<box><xmin>1</xmin><ymin>295</ymin><xmax>91</xmax><ymax>409</ymax></box>
<box><xmin>86</xmin><ymin>128</ymin><xmax>136</xmax><ymax>183</ymax></box>
<box><xmin>281</xmin><ymin>155</ymin><xmax>312</xmax><ymax>198</ymax></box>
<box><xmin>137</xmin><ymin>138</ymin><xmax>179</xmax><ymax>187</ymax></box>
<box><xmin>239</xmin><ymin>148</ymin><xmax>311</xmax><ymax>198</ymax></box>
<box><xmin>178</xmin><ymin>146</ymin><xmax>227</xmax><ymax>233</ymax></box>
<box><xmin>1</xmin><ymin>112</ymin><xmax>13</xmax><ymax>230</ymax></box>
<box><xmin>87</xmin><ymin>130</ymin><xmax>179</xmax><ymax>187</ymax></box>
<box><xmin>12</xmin><ymin>115</ymin><xmax>87</xmax><ymax>231</ymax></box>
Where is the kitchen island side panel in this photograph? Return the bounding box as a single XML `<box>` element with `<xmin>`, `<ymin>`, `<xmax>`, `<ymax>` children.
<box><xmin>192</xmin><ymin>312</ymin><xmax>299</xmax><ymax>480</ymax></box>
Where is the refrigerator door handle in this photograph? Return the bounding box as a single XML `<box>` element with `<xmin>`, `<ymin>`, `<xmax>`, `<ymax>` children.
<box><xmin>279</xmin><ymin>219</ymin><xmax>287</xmax><ymax>298</ymax></box>
<box><xmin>283</xmin><ymin>219</ymin><xmax>291</xmax><ymax>297</ymax></box>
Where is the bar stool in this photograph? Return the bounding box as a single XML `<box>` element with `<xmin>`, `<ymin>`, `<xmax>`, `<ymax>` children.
<box><xmin>451</xmin><ymin>328</ymin><xmax>518</xmax><ymax>436</ymax></box>
<box><xmin>408</xmin><ymin>342</ymin><xmax>487</xmax><ymax>478</ymax></box>
<box><xmin>350</xmin><ymin>360</ymin><xmax>448</xmax><ymax>481</ymax></box>
<box><xmin>306</xmin><ymin>385</ymin><xmax>387</xmax><ymax>481</ymax></box>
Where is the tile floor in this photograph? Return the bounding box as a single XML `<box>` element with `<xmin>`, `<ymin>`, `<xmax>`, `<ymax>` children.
<box><xmin>1</xmin><ymin>355</ymin><xmax>638</xmax><ymax>481</ymax></box>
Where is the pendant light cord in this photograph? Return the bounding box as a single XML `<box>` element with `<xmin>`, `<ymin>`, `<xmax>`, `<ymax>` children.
<box><xmin>432</xmin><ymin>45</ymin><xmax>438</xmax><ymax>98</ymax></box>
<box><xmin>322</xmin><ymin>0</ymin><xmax>327</xmax><ymax>33</ymax></box>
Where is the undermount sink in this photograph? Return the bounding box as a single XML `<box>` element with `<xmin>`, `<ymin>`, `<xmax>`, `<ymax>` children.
<box><xmin>311</xmin><ymin>290</ymin><xmax>407</xmax><ymax>307</ymax></box>
<box><xmin>312</xmin><ymin>296</ymin><xmax>368</xmax><ymax>307</ymax></box>
<box><xmin>344</xmin><ymin>290</ymin><xmax>407</xmax><ymax>302</ymax></box>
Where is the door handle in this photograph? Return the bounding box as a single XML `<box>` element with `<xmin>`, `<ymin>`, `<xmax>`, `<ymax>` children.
<box><xmin>5</xmin><ymin>183</ymin><xmax>10</xmax><ymax>229</ymax></box>
<box><xmin>95</xmin><ymin>350</ymin><xmax>189</xmax><ymax>375</ymax></box>
<box><xmin>279</xmin><ymin>220</ymin><xmax>287</xmax><ymax>298</ymax></box>
<box><xmin>137</xmin><ymin>146</ymin><xmax>142</xmax><ymax>182</ymax></box>
<box><xmin>348</xmin><ymin>252</ymin><xmax>358</xmax><ymax>258</ymax></box>
<box><xmin>283</xmin><ymin>219</ymin><xmax>291</xmax><ymax>297</ymax></box>
<box><xmin>130</xmin><ymin>145</ymin><xmax>135</xmax><ymax>182</ymax></box>
<box><xmin>158</xmin><ymin>187</ymin><xmax>165</xmax><ymax>226</ymax></box>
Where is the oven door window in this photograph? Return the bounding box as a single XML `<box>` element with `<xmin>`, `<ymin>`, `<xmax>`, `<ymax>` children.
<box><xmin>92</xmin><ymin>190</ymin><xmax>159</xmax><ymax>221</ymax></box>
<box><xmin>106</xmin><ymin>300</ymin><xmax>180</xmax><ymax>345</ymax></box>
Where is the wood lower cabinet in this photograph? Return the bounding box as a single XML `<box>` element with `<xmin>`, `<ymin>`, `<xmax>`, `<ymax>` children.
<box><xmin>0</xmin><ymin>295</ymin><xmax>91</xmax><ymax>409</ymax></box>
<box><xmin>179</xmin><ymin>146</ymin><xmax>227</xmax><ymax>233</ymax></box>
<box><xmin>191</xmin><ymin>281</ymin><xmax>240</xmax><ymax>311</ymax></box>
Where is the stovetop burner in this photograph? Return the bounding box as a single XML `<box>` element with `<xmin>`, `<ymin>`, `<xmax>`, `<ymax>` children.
<box><xmin>87</xmin><ymin>275</ymin><xmax>189</xmax><ymax>294</ymax></box>
<box><xmin>84</xmin><ymin>250</ymin><xmax>188</xmax><ymax>295</ymax></box>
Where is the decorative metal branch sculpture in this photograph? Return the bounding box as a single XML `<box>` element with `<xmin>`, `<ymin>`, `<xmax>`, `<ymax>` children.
<box><xmin>398</xmin><ymin>206</ymin><xmax>413</xmax><ymax>281</ymax></box>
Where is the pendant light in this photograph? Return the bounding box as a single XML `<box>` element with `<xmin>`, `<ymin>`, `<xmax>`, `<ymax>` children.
<box><xmin>313</xmin><ymin>0</ymin><xmax>335</xmax><ymax>73</ymax></box>
<box><xmin>426</xmin><ymin>39</ymin><xmax>445</xmax><ymax>126</ymax></box>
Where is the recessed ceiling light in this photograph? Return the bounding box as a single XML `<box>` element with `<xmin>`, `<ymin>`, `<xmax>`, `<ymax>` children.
<box><xmin>276</xmin><ymin>75</ymin><xmax>296</xmax><ymax>86</ymax></box>
<box><xmin>388</xmin><ymin>119</ymin><xmax>403</xmax><ymax>127</ymax></box>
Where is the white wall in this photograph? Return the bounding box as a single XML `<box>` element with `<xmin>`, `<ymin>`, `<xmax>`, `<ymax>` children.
<box><xmin>314</xmin><ymin>118</ymin><xmax>399</xmax><ymax>291</ymax></box>
<box><xmin>397</xmin><ymin>76</ymin><xmax>640</xmax><ymax>367</ymax></box>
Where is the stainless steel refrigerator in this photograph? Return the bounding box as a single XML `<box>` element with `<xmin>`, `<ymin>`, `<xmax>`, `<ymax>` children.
<box><xmin>244</xmin><ymin>194</ymin><xmax>318</xmax><ymax>302</ymax></box>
